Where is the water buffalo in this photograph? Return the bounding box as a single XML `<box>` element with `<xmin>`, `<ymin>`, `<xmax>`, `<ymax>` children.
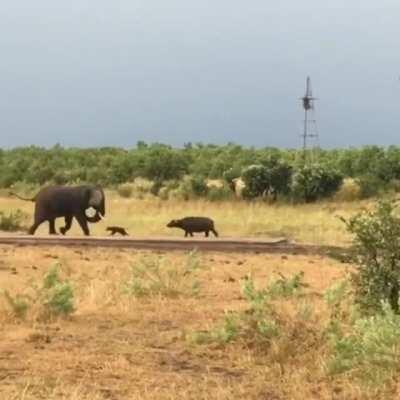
<box><xmin>167</xmin><ymin>217</ymin><xmax>218</xmax><ymax>237</ymax></box>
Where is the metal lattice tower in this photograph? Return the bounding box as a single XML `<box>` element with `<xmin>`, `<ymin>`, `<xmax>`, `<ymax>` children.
<box><xmin>300</xmin><ymin>76</ymin><xmax>319</xmax><ymax>159</ymax></box>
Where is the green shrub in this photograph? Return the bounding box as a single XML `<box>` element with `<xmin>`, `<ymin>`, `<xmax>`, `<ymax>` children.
<box><xmin>2</xmin><ymin>263</ymin><xmax>74</xmax><ymax>320</ymax></box>
<box><xmin>356</xmin><ymin>174</ymin><xmax>387</xmax><ymax>198</ymax></box>
<box><xmin>241</xmin><ymin>159</ymin><xmax>292</xmax><ymax>200</ymax></box>
<box><xmin>190</xmin><ymin>275</ymin><xmax>281</xmax><ymax>346</ymax></box>
<box><xmin>123</xmin><ymin>250</ymin><xmax>201</xmax><ymax>298</ymax></box>
<box><xmin>266</xmin><ymin>271</ymin><xmax>307</xmax><ymax>298</ymax></box>
<box><xmin>291</xmin><ymin>164</ymin><xmax>343</xmax><ymax>202</ymax></box>
<box><xmin>327</xmin><ymin>303</ymin><xmax>400</xmax><ymax>386</ymax></box>
<box><xmin>2</xmin><ymin>290</ymin><xmax>30</xmax><ymax>319</ymax></box>
<box><xmin>206</xmin><ymin>186</ymin><xmax>233</xmax><ymax>202</ymax></box>
<box><xmin>0</xmin><ymin>209</ymin><xmax>28</xmax><ymax>231</ymax></box>
<box><xmin>342</xmin><ymin>200</ymin><xmax>400</xmax><ymax>314</ymax></box>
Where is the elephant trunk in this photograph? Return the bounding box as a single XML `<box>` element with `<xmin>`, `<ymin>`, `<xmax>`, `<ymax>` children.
<box><xmin>85</xmin><ymin>210</ymin><xmax>103</xmax><ymax>223</ymax></box>
<box><xmin>86</xmin><ymin>187</ymin><xmax>106</xmax><ymax>223</ymax></box>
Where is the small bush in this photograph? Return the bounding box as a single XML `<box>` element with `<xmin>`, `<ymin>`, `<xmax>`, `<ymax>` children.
<box><xmin>2</xmin><ymin>263</ymin><xmax>74</xmax><ymax>320</ymax></box>
<box><xmin>190</xmin><ymin>275</ymin><xmax>281</xmax><ymax>346</ymax></box>
<box><xmin>266</xmin><ymin>271</ymin><xmax>306</xmax><ymax>298</ymax></box>
<box><xmin>356</xmin><ymin>175</ymin><xmax>387</xmax><ymax>199</ymax></box>
<box><xmin>2</xmin><ymin>290</ymin><xmax>30</xmax><ymax>319</ymax></box>
<box><xmin>341</xmin><ymin>200</ymin><xmax>400</xmax><ymax>314</ymax></box>
<box><xmin>206</xmin><ymin>186</ymin><xmax>234</xmax><ymax>202</ymax></box>
<box><xmin>291</xmin><ymin>164</ymin><xmax>343</xmax><ymax>203</ymax></box>
<box><xmin>327</xmin><ymin>303</ymin><xmax>400</xmax><ymax>386</ymax></box>
<box><xmin>123</xmin><ymin>250</ymin><xmax>201</xmax><ymax>298</ymax></box>
<box><xmin>0</xmin><ymin>209</ymin><xmax>28</xmax><ymax>232</ymax></box>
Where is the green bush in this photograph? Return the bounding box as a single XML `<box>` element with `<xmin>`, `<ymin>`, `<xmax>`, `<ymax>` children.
<box><xmin>190</xmin><ymin>275</ymin><xmax>282</xmax><ymax>346</ymax></box>
<box><xmin>206</xmin><ymin>185</ymin><xmax>233</xmax><ymax>202</ymax></box>
<box><xmin>123</xmin><ymin>250</ymin><xmax>201</xmax><ymax>298</ymax></box>
<box><xmin>188</xmin><ymin>176</ymin><xmax>208</xmax><ymax>197</ymax></box>
<box><xmin>327</xmin><ymin>303</ymin><xmax>400</xmax><ymax>386</ymax></box>
<box><xmin>266</xmin><ymin>271</ymin><xmax>307</xmax><ymax>298</ymax></box>
<box><xmin>241</xmin><ymin>159</ymin><xmax>292</xmax><ymax>200</ymax></box>
<box><xmin>341</xmin><ymin>200</ymin><xmax>400</xmax><ymax>314</ymax></box>
<box><xmin>356</xmin><ymin>174</ymin><xmax>387</xmax><ymax>198</ymax></box>
<box><xmin>291</xmin><ymin>164</ymin><xmax>343</xmax><ymax>202</ymax></box>
<box><xmin>2</xmin><ymin>263</ymin><xmax>74</xmax><ymax>320</ymax></box>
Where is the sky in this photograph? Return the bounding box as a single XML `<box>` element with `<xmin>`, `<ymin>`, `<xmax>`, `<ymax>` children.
<box><xmin>1</xmin><ymin>1</ymin><xmax>400</xmax><ymax>149</ymax></box>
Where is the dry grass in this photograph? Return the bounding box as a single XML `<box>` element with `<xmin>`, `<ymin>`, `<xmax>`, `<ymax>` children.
<box><xmin>1</xmin><ymin>243</ymin><xmax>395</xmax><ymax>400</ymax></box>
<box><xmin>0</xmin><ymin>192</ymin><xmax>371</xmax><ymax>245</ymax></box>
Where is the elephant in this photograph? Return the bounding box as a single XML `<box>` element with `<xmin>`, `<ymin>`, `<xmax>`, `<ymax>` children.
<box><xmin>10</xmin><ymin>185</ymin><xmax>105</xmax><ymax>236</ymax></box>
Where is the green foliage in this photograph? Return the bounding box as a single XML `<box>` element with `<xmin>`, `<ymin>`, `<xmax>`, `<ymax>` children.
<box><xmin>291</xmin><ymin>164</ymin><xmax>343</xmax><ymax>202</ymax></box>
<box><xmin>2</xmin><ymin>143</ymin><xmax>400</xmax><ymax>201</ymax></box>
<box><xmin>327</xmin><ymin>303</ymin><xmax>400</xmax><ymax>385</ymax></box>
<box><xmin>188</xmin><ymin>176</ymin><xmax>209</xmax><ymax>197</ymax></box>
<box><xmin>356</xmin><ymin>174</ymin><xmax>387</xmax><ymax>199</ymax></box>
<box><xmin>190</xmin><ymin>274</ymin><xmax>291</xmax><ymax>346</ymax></box>
<box><xmin>342</xmin><ymin>201</ymin><xmax>400</xmax><ymax>314</ymax></box>
<box><xmin>266</xmin><ymin>271</ymin><xmax>307</xmax><ymax>298</ymax></box>
<box><xmin>0</xmin><ymin>209</ymin><xmax>27</xmax><ymax>232</ymax></box>
<box><xmin>2</xmin><ymin>263</ymin><xmax>74</xmax><ymax>320</ymax></box>
<box><xmin>2</xmin><ymin>290</ymin><xmax>30</xmax><ymax>319</ymax></box>
<box><xmin>123</xmin><ymin>250</ymin><xmax>201</xmax><ymax>298</ymax></box>
<box><xmin>241</xmin><ymin>158</ymin><xmax>292</xmax><ymax>200</ymax></box>
<box><xmin>189</xmin><ymin>312</ymin><xmax>239</xmax><ymax>345</ymax></box>
<box><xmin>206</xmin><ymin>185</ymin><xmax>234</xmax><ymax>202</ymax></box>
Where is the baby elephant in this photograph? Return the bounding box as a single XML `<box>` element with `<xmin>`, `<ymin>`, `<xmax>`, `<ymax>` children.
<box><xmin>167</xmin><ymin>217</ymin><xmax>218</xmax><ymax>237</ymax></box>
<box><xmin>106</xmin><ymin>226</ymin><xmax>129</xmax><ymax>236</ymax></box>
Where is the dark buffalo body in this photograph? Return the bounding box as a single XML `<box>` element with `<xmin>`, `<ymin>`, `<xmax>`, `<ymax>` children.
<box><xmin>106</xmin><ymin>226</ymin><xmax>129</xmax><ymax>236</ymax></box>
<box><xmin>167</xmin><ymin>217</ymin><xmax>218</xmax><ymax>237</ymax></box>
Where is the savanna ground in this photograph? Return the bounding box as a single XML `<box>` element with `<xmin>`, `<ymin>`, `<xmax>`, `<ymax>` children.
<box><xmin>0</xmin><ymin>190</ymin><xmax>370</xmax><ymax>245</ymax></box>
<box><xmin>0</xmin><ymin>194</ymin><xmax>394</xmax><ymax>399</ymax></box>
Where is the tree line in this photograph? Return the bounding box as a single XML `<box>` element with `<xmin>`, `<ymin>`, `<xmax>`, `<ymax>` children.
<box><xmin>1</xmin><ymin>143</ymin><xmax>400</xmax><ymax>202</ymax></box>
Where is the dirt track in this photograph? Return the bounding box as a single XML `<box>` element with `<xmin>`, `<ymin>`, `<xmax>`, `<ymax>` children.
<box><xmin>0</xmin><ymin>235</ymin><xmax>346</xmax><ymax>256</ymax></box>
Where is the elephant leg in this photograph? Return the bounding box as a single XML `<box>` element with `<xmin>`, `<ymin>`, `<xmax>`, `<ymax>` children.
<box><xmin>75</xmin><ymin>213</ymin><xmax>90</xmax><ymax>236</ymax></box>
<box><xmin>28</xmin><ymin>218</ymin><xmax>44</xmax><ymax>235</ymax></box>
<box><xmin>48</xmin><ymin>219</ymin><xmax>57</xmax><ymax>235</ymax></box>
<box><xmin>60</xmin><ymin>215</ymin><xmax>73</xmax><ymax>235</ymax></box>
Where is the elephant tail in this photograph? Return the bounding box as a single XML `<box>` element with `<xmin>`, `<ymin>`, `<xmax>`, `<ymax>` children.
<box><xmin>9</xmin><ymin>191</ymin><xmax>36</xmax><ymax>202</ymax></box>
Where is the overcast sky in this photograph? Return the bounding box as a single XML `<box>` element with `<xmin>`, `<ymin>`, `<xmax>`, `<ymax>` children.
<box><xmin>1</xmin><ymin>1</ymin><xmax>400</xmax><ymax>148</ymax></box>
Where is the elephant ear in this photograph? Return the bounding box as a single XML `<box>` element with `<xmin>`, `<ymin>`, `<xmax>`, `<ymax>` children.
<box><xmin>88</xmin><ymin>188</ymin><xmax>103</xmax><ymax>208</ymax></box>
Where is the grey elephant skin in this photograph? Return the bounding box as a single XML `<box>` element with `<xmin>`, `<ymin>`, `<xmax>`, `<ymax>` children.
<box><xmin>10</xmin><ymin>185</ymin><xmax>105</xmax><ymax>236</ymax></box>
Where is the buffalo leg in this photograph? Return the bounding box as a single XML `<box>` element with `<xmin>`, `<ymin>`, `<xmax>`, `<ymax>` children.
<box><xmin>205</xmin><ymin>231</ymin><xmax>209</xmax><ymax>237</ymax></box>
<box><xmin>211</xmin><ymin>229</ymin><xmax>219</xmax><ymax>237</ymax></box>
<box><xmin>75</xmin><ymin>213</ymin><xmax>90</xmax><ymax>236</ymax></box>
<box><xmin>60</xmin><ymin>215</ymin><xmax>73</xmax><ymax>235</ymax></box>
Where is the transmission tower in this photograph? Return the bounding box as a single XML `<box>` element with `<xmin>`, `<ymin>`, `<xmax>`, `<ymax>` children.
<box><xmin>300</xmin><ymin>76</ymin><xmax>319</xmax><ymax>160</ymax></box>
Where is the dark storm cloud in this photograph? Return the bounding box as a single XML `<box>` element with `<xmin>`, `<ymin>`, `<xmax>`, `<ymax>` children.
<box><xmin>0</xmin><ymin>1</ymin><xmax>400</xmax><ymax>148</ymax></box>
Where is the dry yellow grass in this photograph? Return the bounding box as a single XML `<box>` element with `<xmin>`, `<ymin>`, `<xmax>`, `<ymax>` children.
<box><xmin>0</xmin><ymin>192</ymin><xmax>370</xmax><ymax>245</ymax></box>
<box><xmin>0</xmin><ymin>243</ymin><xmax>394</xmax><ymax>400</ymax></box>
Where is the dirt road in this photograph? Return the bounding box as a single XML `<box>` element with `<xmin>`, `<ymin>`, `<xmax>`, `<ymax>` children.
<box><xmin>0</xmin><ymin>235</ymin><xmax>346</xmax><ymax>256</ymax></box>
